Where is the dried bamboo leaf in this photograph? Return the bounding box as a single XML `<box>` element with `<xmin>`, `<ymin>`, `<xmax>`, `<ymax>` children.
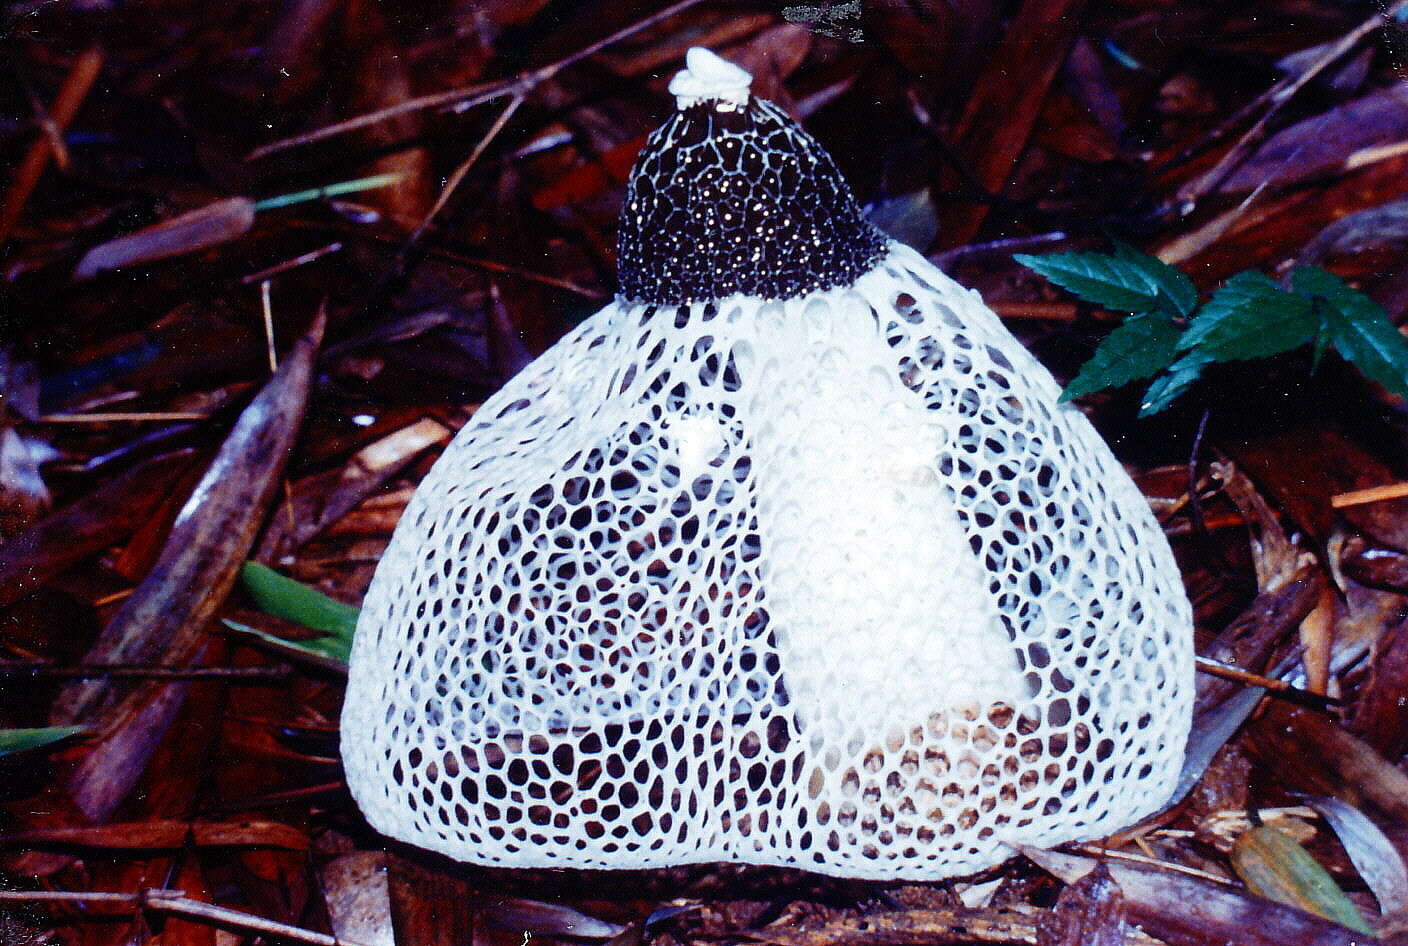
<box><xmin>480</xmin><ymin>898</ymin><xmax>625</xmax><ymax>939</ymax></box>
<box><xmin>1230</xmin><ymin>824</ymin><xmax>1373</xmax><ymax>934</ymax></box>
<box><xmin>54</xmin><ymin>314</ymin><xmax>324</xmax><ymax>822</ymax></box>
<box><xmin>1023</xmin><ymin>846</ymin><xmax>1375</xmax><ymax>946</ymax></box>
<box><xmin>941</xmin><ymin>0</ymin><xmax>1087</xmax><ymax>246</ymax></box>
<box><xmin>0</xmin><ymin>725</ymin><xmax>86</xmax><ymax>757</ymax></box>
<box><xmin>73</xmin><ymin>197</ymin><xmax>257</xmax><ymax>280</ymax></box>
<box><xmin>1220</xmin><ymin>85</ymin><xmax>1408</xmax><ymax>194</ymax></box>
<box><xmin>52</xmin><ymin>315</ymin><xmax>324</xmax><ymax>727</ymax></box>
<box><xmin>1306</xmin><ymin>795</ymin><xmax>1408</xmax><ymax>920</ymax></box>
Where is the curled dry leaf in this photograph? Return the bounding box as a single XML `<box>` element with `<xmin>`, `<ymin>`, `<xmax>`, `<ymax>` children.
<box><xmin>1209</xmin><ymin>460</ymin><xmax>1309</xmax><ymax>593</ymax></box>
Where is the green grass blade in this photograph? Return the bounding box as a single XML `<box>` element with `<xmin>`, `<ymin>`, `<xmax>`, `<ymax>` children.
<box><xmin>0</xmin><ymin>725</ymin><xmax>87</xmax><ymax>757</ymax></box>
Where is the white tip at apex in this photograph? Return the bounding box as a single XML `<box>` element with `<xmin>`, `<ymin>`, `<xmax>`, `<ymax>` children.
<box><xmin>669</xmin><ymin>48</ymin><xmax>752</xmax><ymax>110</ymax></box>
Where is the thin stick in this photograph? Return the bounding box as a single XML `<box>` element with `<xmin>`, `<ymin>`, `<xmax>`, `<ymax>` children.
<box><xmin>1194</xmin><ymin>655</ymin><xmax>1337</xmax><ymax>703</ymax></box>
<box><xmin>0</xmin><ymin>890</ymin><xmax>184</xmax><ymax>904</ymax></box>
<box><xmin>1075</xmin><ymin>845</ymin><xmax>1238</xmax><ymax>886</ymax></box>
<box><xmin>39</xmin><ymin>412</ymin><xmax>211</xmax><ymax>423</ymax></box>
<box><xmin>451</xmin><ymin>253</ymin><xmax>607</xmax><ymax>298</ymax></box>
<box><xmin>0</xmin><ymin>662</ymin><xmax>291</xmax><ymax>681</ymax></box>
<box><xmin>336</xmin><ymin>225</ymin><xmax>606</xmax><ymax>298</ymax></box>
<box><xmin>396</xmin><ymin>93</ymin><xmax>526</xmax><ymax>273</ymax></box>
<box><xmin>92</xmin><ymin>588</ymin><xmax>135</xmax><ymax>607</ymax></box>
<box><xmin>260</xmin><ymin>280</ymin><xmax>278</xmax><ymax>372</ymax></box>
<box><xmin>0</xmin><ymin>46</ymin><xmax>104</xmax><ymax>243</ymax></box>
<box><xmin>16</xmin><ymin>68</ymin><xmax>73</xmax><ymax>171</ymax></box>
<box><xmin>0</xmin><ymin>888</ymin><xmax>377</xmax><ymax>946</ymax></box>
<box><xmin>989</xmin><ymin>301</ymin><xmax>1079</xmax><ymax>322</ymax></box>
<box><xmin>1158</xmin><ymin>173</ymin><xmax>1277</xmax><ymax>265</ymax></box>
<box><xmin>241</xmin><ymin>242</ymin><xmax>343</xmax><ymax>284</ymax></box>
<box><xmin>246</xmin><ymin>0</ymin><xmax>707</xmax><ymax>159</ymax></box>
<box><xmin>1331</xmin><ymin>481</ymin><xmax>1408</xmax><ymax>508</ymax></box>
<box><xmin>931</xmin><ymin>231</ymin><xmax>1068</xmax><ymax>267</ymax></box>
<box><xmin>204</xmin><ymin>781</ymin><xmax>346</xmax><ymax>815</ymax></box>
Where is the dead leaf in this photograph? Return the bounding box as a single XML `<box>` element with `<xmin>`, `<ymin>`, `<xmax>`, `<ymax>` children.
<box><xmin>55</xmin><ymin>313</ymin><xmax>324</xmax><ymax>822</ymax></box>
<box><xmin>73</xmin><ymin>197</ymin><xmax>256</xmax><ymax>281</ymax></box>
<box><xmin>1023</xmin><ymin>846</ymin><xmax>1373</xmax><ymax>946</ymax></box>
<box><xmin>1306</xmin><ymin>795</ymin><xmax>1408</xmax><ymax>921</ymax></box>
<box><xmin>0</xmin><ymin>449</ymin><xmax>196</xmax><ymax>609</ymax></box>
<box><xmin>1220</xmin><ymin>84</ymin><xmax>1408</xmax><ymax>194</ymax></box>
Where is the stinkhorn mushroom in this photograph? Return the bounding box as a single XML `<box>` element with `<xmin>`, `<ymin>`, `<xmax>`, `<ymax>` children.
<box><xmin>342</xmin><ymin>48</ymin><xmax>1194</xmax><ymax>880</ymax></box>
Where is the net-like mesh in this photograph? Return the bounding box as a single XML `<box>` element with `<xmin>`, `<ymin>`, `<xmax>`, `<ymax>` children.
<box><xmin>342</xmin><ymin>242</ymin><xmax>1193</xmax><ymax>880</ymax></box>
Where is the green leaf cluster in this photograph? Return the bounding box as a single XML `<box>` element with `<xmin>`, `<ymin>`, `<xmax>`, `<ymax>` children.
<box><xmin>1015</xmin><ymin>246</ymin><xmax>1408</xmax><ymax>415</ymax></box>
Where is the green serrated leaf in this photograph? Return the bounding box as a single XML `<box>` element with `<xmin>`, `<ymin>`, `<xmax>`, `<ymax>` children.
<box><xmin>1015</xmin><ymin>251</ymin><xmax>1164</xmax><ymax>313</ymax></box>
<box><xmin>1112</xmin><ymin>242</ymin><xmax>1198</xmax><ymax>317</ymax></box>
<box><xmin>1294</xmin><ymin>265</ymin><xmax>1408</xmax><ymax>400</ymax></box>
<box><xmin>1231</xmin><ymin>824</ymin><xmax>1373</xmax><ymax>934</ymax></box>
<box><xmin>241</xmin><ymin>561</ymin><xmax>360</xmax><ymax>638</ymax></box>
<box><xmin>0</xmin><ymin>725</ymin><xmax>86</xmax><ymax>757</ymax></box>
<box><xmin>1139</xmin><ymin>354</ymin><xmax>1208</xmax><ymax>416</ymax></box>
<box><xmin>1062</xmin><ymin>313</ymin><xmax>1184</xmax><ymax>401</ymax></box>
<box><xmin>1177</xmin><ymin>271</ymin><xmax>1318</xmax><ymax>361</ymax></box>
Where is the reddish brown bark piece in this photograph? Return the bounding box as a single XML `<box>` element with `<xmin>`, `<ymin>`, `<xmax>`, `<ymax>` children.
<box><xmin>1351</xmin><ymin>619</ymin><xmax>1408</xmax><ymax>760</ymax></box>
<box><xmin>0</xmin><ymin>819</ymin><xmax>310</xmax><ymax>850</ymax></box>
<box><xmin>0</xmin><ymin>449</ymin><xmax>196</xmax><ymax>609</ymax></box>
<box><xmin>939</xmin><ymin>0</ymin><xmax>1087</xmax><ymax>248</ymax></box>
<box><xmin>1037</xmin><ymin>863</ymin><xmax>1127</xmax><ymax>946</ymax></box>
